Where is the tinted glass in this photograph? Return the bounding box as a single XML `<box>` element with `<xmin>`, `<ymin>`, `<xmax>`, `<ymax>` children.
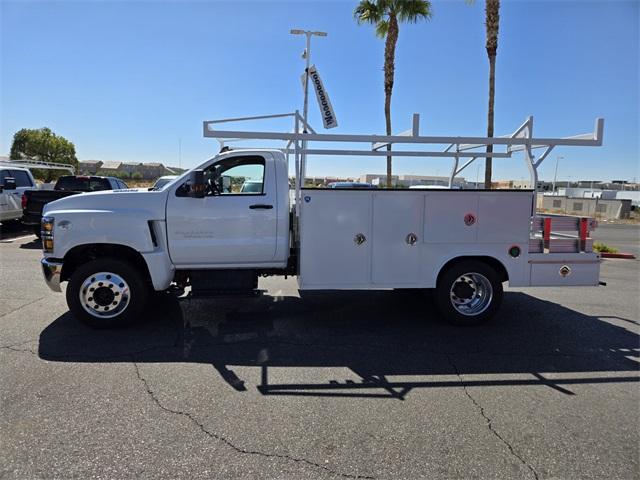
<box><xmin>9</xmin><ymin>170</ymin><xmax>33</xmax><ymax>187</ymax></box>
<box><xmin>56</xmin><ymin>177</ymin><xmax>112</xmax><ymax>191</ymax></box>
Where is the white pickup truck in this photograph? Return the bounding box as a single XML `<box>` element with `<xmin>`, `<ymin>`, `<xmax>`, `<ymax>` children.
<box><xmin>40</xmin><ymin>113</ymin><xmax>604</xmax><ymax>328</ymax></box>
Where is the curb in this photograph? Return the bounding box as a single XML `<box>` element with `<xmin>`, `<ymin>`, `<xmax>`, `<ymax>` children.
<box><xmin>600</xmin><ymin>252</ymin><xmax>636</xmax><ymax>259</ymax></box>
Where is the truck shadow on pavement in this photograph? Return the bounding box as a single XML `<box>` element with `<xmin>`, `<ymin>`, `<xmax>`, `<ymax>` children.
<box><xmin>0</xmin><ymin>221</ymin><xmax>33</xmax><ymax>241</ymax></box>
<box><xmin>38</xmin><ymin>291</ymin><xmax>639</xmax><ymax>400</ymax></box>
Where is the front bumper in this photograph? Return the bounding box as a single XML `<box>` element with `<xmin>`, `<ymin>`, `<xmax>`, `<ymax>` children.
<box><xmin>41</xmin><ymin>258</ymin><xmax>63</xmax><ymax>292</ymax></box>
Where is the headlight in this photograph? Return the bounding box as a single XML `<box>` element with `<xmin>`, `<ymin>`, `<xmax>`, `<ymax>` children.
<box><xmin>41</xmin><ymin>216</ymin><xmax>54</xmax><ymax>253</ymax></box>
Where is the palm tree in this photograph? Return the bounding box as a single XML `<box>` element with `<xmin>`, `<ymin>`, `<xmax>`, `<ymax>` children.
<box><xmin>484</xmin><ymin>0</ymin><xmax>500</xmax><ymax>189</ymax></box>
<box><xmin>354</xmin><ymin>0</ymin><xmax>432</xmax><ymax>188</ymax></box>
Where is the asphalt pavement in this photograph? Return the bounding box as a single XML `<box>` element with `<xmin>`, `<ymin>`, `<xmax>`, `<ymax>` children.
<box><xmin>1</xmin><ymin>223</ymin><xmax>638</xmax><ymax>479</ymax></box>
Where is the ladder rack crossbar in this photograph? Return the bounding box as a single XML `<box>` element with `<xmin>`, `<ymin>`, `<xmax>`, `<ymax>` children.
<box><xmin>0</xmin><ymin>159</ymin><xmax>75</xmax><ymax>173</ymax></box>
<box><xmin>203</xmin><ymin>127</ymin><xmax>603</xmax><ymax>148</ymax></box>
<box><xmin>281</xmin><ymin>149</ymin><xmax>511</xmax><ymax>158</ymax></box>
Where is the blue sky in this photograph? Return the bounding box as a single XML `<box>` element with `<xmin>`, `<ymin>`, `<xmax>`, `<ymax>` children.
<box><xmin>1</xmin><ymin>0</ymin><xmax>638</xmax><ymax>182</ymax></box>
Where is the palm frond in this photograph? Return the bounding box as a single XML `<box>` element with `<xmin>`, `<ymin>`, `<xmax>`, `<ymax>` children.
<box><xmin>396</xmin><ymin>0</ymin><xmax>432</xmax><ymax>23</ymax></box>
<box><xmin>354</xmin><ymin>0</ymin><xmax>384</xmax><ymax>25</ymax></box>
<box><xmin>375</xmin><ymin>19</ymin><xmax>390</xmax><ymax>38</ymax></box>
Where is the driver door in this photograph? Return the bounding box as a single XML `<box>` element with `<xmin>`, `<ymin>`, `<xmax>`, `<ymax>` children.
<box><xmin>166</xmin><ymin>153</ymin><xmax>278</xmax><ymax>266</ymax></box>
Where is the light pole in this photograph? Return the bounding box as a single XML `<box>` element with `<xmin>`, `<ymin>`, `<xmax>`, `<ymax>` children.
<box><xmin>290</xmin><ymin>29</ymin><xmax>327</xmax><ymax>134</ymax></box>
<box><xmin>290</xmin><ymin>29</ymin><xmax>327</xmax><ymax>183</ymax></box>
<box><xmin>552</xmin><ymin>156</ymin><xmax>564</xmax><ymax>194</ymax></box>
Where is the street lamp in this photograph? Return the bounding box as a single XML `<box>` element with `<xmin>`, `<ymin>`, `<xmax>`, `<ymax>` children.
<box><xmin>290</xmin><ymin>29</ymin><xmax>327</xmax><ymax>183</ymax></box>
<box><xmin>552</xmin><ymin>156</ymin><xmax>564</xmax><ymax>194</ymax></box>
<box><xmin>290</xmin><ymin>29</ymin><xmax>327</xmax><ymax>134</ymax></box>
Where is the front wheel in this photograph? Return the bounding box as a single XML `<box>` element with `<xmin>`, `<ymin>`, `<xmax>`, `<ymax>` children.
<box><xmin>66</xmin><ymin>258</ymin><xmax>149</xmax><ymax>328</ymax></box>
<box><xmin>435</xmin><ymin>260</ymin><xmax>503</xmax><ymax>326</ymax></box>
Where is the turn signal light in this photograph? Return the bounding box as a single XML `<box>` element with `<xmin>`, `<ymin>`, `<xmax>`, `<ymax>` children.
<box><xmin>42</xmin><ymin>217</ymin><xmax>54</xmax><ymax>233</ymax></box>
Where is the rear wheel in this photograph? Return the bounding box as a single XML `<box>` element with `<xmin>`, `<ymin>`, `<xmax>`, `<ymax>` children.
<box><xmin>66</xmin><ymin>258</ymin><xmax>149</xmax><ymax>328</ymax></box>
<box><xmin>435</xmin><ymin>260</ymin><xmax>503</xmax><ymax>326</ymax></box>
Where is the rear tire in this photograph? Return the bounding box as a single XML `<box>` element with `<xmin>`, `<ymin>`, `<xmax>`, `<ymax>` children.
<box><xmin>33</xmin><ymin>226</ymin><xmax>41</xmax><ymax>238</ymax></box>
<box><xmin>66</xmin><ymin>257</ymin><xmax>149</xmax><ymax>328</ymax></box>
<box><xmin>435</xmin><ymin>260</ymin><xmax>503</xmax><ymax>326</ymax></box>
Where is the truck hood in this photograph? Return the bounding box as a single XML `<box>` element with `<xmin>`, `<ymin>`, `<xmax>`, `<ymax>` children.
<box><xmin>43</xmin><ymin>188</ymin><xmax>167</xmax><ymax>219</ymax></box>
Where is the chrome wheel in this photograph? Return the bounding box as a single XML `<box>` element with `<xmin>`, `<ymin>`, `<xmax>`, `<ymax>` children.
<box><xmin>449</xmin><ymin>273</ymin><xmax>493</xmax><ymax>316</ymax></box>
<box><xmin>79</xmin><ymin>272</ymin><xmax>130</xmax><ymax>319</ymax></box>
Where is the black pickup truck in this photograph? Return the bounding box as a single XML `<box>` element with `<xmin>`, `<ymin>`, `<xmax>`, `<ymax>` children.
<box><xmin>22</xmin><ymin>175</ymin><xmax>128</xmax><ymax>236</ymax></box>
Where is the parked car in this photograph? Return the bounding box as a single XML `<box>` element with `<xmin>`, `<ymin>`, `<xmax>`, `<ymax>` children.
<box><xmin>240</xmin><ymin>179</ymin><xmax>263</xmax><ymax>193</ymax></box>
<box><xmin>0</xmin><ymin>167</ymin><xmax>37</xmax><ymax>223</ymax></box>
<box><xmin>22</xmin><ymin>175</ymin><xmax>127</xmax><ymax>236</ymax></box>
<box><xmin>327</xmin><ymin>182</ymin><xmax>374</xmax><ymax>189</ymax></box>
<box><xmin>151</xmin><ymin>175</ymin><xmax>178</xmax><ymax>190</ymax></box>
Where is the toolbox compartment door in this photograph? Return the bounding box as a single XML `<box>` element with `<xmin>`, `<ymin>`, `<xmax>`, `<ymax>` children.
<box><xmin>529</xmin><ymin>254</ymin><xmax>600</xmax><ymax>286</ymax></box>
<box><xmin>299</xmin><ymin>191</ymin><xmax>371</xmax><ymax>287</ymax></box>
<box><xmin>372</xmin><ymin>193</ymin><xmax>423</xmax><ymax>285</ymax></box>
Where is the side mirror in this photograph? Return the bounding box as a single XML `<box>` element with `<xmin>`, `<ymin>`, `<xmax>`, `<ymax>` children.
<box><xmin>188</xmin><ymin>169</ymin><xmax>205</xmax><ymax>198</ymax></box>
<box><xmin>2</xmin><ymin>178</ymin><xmax>17</xmax><ymax>191</ymax></box>
<box><xmin>222</xmin><ymin>175</ymin><xmax>231</xmax><ymax>193</ymax></box>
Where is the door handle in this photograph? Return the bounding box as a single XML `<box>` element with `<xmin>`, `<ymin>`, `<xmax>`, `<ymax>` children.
<box><xmin>406</xmin><ymin>232</ymin><xmax>418</xmax><ymax>246</ymax></box>
<box><xmin>249</xmin><ymin>204</ymin><xmax>273</xmax><ymax>210</ymax></box>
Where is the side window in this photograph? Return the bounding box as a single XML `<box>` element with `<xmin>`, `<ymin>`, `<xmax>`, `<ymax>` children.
<box><xmin>10</xmin><ymin>170</ymin><xmax>33</xmax><ymax>187</ymax></box>
<box><xmin>120</xmin><ymin>180</ymin><xmax>129</xmax><ymax>189</ymax></box>
<box><xmin>204</xmin><ymin>156</ymin><xmax>265</xmax><ymax>196</ymax></box>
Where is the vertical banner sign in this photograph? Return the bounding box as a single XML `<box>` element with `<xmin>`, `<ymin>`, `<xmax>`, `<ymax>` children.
<box><xmin>308</xmin><ymin>65</ymin><xmax>338</xmax><ymax>129</ymax></box>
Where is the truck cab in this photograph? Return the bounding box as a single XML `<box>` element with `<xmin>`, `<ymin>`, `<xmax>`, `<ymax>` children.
<box><xmin>40</xmin><ymin>149</ymin><xmax>291</xmax><ymax>327</ymax></box>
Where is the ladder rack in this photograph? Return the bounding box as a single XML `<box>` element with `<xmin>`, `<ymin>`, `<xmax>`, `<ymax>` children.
<box><xmin>0</xmin><ymin>158</ymin><xmax>75</xmax><ymax>174</ymax></box>
<box><xmin>203</xmin><ymin>112</ymin><xmax>604</xmax><ymax>215</ymax></box>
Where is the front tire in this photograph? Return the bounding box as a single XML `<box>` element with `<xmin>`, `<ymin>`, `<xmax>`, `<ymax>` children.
<box><xmin>66</xmin><ymin>258</ymin><xmax>149</xmax><ymax>328</ymax></box>
<box><xmin>435</xmin><ymin>260</ymin><xmax>503</xmax><ymax>326</ymax></box>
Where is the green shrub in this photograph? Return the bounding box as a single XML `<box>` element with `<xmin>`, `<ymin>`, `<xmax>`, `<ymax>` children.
<box><xmin>593</xmin><ymin>242</ymin><xmax>619</xmax><ymax>254</ymax></box>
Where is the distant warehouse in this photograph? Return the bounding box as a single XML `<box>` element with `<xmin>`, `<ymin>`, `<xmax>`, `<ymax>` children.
<box><xmin>539</xmin><ymin>195</ymin><xmax>632</xmax><ymax>219</ymax></box>
<box><xmin>78</xmin><ymin>160</ymin><xmax>183</xmax><ymax>179</ymax></box>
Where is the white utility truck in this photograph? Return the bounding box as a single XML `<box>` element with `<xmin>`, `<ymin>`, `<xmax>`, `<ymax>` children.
<box><xmin>40</xmin><ymin>113</ymin><xmax>604</xmax><ymax>328</ymax></box>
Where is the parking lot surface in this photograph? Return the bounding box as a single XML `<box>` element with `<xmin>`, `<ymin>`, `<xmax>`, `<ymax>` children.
<box><xmin>1</xmin><ymin>224</ymin><xmax>638</xmax><ymax>479</ymax></box>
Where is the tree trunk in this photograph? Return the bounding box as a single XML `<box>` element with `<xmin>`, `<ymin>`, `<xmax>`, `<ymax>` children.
<box><xmin>485</xmin><ymin>53</ymin><xmax>496</xmax><ymax>189</ymax></box>
<box><xmin>384</xmin><ymin>15</ymin><xmax>399</xmax><ymax>188</ymax></box>
<box><xmin>484</xmin><ymin>0</ymin><xmax>500</xmax><ymax>190</ymax></box>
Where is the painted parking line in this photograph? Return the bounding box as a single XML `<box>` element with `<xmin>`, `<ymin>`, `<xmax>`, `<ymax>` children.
<box><xmin>0</xmin><ymin>235</ymin><xmax>36</xmax><ymax>243</ymax></box>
